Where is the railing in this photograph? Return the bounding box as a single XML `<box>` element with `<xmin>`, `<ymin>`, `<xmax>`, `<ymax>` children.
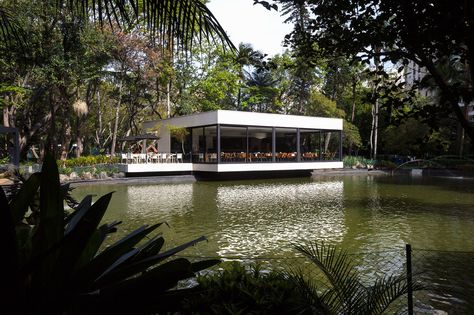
<box><xmin>119</xmin><ymin>151</ymin><xmax>341</xmax><ymax>164</ymax></box>
<box><xmin>119</xmin><ymin>152</ymin><xmax>188</xmax><ymax>164</ymax></box>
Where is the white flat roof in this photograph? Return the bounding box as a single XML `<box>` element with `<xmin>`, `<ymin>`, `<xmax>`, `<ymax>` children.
<box><xmin>144</xmin><ymin>110</ymin><xmax>343</xmax><ymax>130</ymax></box>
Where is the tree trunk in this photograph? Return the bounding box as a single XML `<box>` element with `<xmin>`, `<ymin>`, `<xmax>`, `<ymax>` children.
<box><xmin>3</xmin><ymin>96</ymin><xmax>10</xmax><ymax>127</ymax></box>
<box><xmin>166</xmin><ymin>80</ymin><xmax>171</xmax><ymax>118</ymax></box>
<box><xmin>371</xmin><ymin>49</ymin><xmax>381</xmax><ymax>160</ymax></box>
<box><xmin>374</xmin><ymin>98</ymin><xmax>379</xmax><ymax>159</ymax></box>
<box><xmin>110</xmin><ymin>79</ymin><xmax>123</xmax><ymax>156</ymax></box>
<box><xmin>75</xmin><ymin>116</ymin><xmax>83</xmax><ymax>158</ymax></box>
<box><xmin>348</xmin><ymin>76</ymin><xmax>357</xmax><ymax>155</ymax></box>
<box><xmin>48</xmin><ymin>93</ymin><xmax>57</xmax><ymax>157</ymax></box>
<box><xmin>237</xmin><ymin>85</ymin><xmax>242</xmax><ymax>110</ymax></box>
<box><xmin>96</xmin><ymin>87</ymin><xmax>103</xmax><ymax>146</ymax></box>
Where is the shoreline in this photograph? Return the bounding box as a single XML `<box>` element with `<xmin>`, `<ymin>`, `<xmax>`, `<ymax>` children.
<box><xmin>312</xmin><ymin>168</ymin><xmax>389</xmax><ymax>176</ymax></box>
<box><xmin>67</xmin><ymin>175</ymin><xmax>197</xmax><ymax>187</ymax></box>
<box><xmin>1</xmin><ymin>168</ymin><xmax>389</xmax><ymax>187</ymax></box>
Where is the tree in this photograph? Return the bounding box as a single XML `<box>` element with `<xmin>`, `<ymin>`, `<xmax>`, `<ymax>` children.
<box><xmin>243</xmin><ymin>68</ymin><xmax>281</xmax><ymax>112</ymax></box>
<box><xmin>0</xmin><ymin>0</ymin><xmax>234</xmax><ymax>52</ymax></box>
<box><xmin>235</xmin><ymin>43</ymin><xmax>265</xmax><ymax>109</ymax></box>
<box><xmin>260</xmin><ymin>0</ymin><xmax>474</xmax><ymax>142</ymax></box>
<box><xmin>1</xmin><ymin>0</ymin><xmax>236</xmax><ymax>159</ymax></box>
<box><xmin>168</xmin><ymin>125</ymin><xmax>189</xmax><ymax>154</ymax></box>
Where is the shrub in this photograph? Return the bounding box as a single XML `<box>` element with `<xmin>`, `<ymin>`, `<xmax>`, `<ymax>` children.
<box><xmin>57</xmin><ymin>155</ymin><xmax>119</xmax><ymax>168</ymax></box>
<box><xmin>343</xmin><ymin>156</ymin><xmax>372</xmax><ymax>168</ymax></box>
<box><xmin>375</xmin><ymin>160</ymin><xmax>398</xmax><ymax>170</ymax></box>
<box><xmin>183</xmin><ymin>262</ymin><xmax>327</xmax><ymax>314</ymax></box>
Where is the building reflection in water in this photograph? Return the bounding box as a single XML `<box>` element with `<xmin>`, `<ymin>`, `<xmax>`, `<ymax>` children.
<box><xmin>215</xmin><ymin>180</ymin><xmax>345</xmax><ymax>257</ymax></box>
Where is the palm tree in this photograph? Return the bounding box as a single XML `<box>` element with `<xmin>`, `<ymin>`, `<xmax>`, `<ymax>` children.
<box><xmin>244</xmin><ymin>68</ymin><xmax>279</xmax><ymax>112</ymax></box>
<box><xmin>0</xmin><ymin>6</ymin><xmax>23</xmax><ymax>43</ymax></box>
<box><xmin>0</xmin><ymin>0</ymin><xmax>235</xmax><ymax>51</ymax></box>
<box><xmin>235</xmin><ymin>43</ymin><xmax>264</xmax><ymax>109</ymax></box>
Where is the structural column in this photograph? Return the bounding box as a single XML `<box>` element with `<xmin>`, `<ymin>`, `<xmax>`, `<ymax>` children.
<box><xmin>339</xmin><ymin>130</ymin><xmax>343</xmax><ymax>161</ymax></box>
<box><xmin>217</xmin><ymin>125</ymin><xmax>221</xmax><ymax>164</ymax></box>
<box><xmin>296</xmin><ymin>128</ymin><xmax>301</xmax><ymax>162</ymax></box>
<box><xmin>272</xmin><ymin>127</ymin><xmax>276</xmax><ymax>162</ymax></box>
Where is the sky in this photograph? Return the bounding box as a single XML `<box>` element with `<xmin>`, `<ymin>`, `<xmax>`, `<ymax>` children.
<box><xmin>207</xmin><ymin>0</ymin><xmax>293</xmax><ymax>57</ymax></box>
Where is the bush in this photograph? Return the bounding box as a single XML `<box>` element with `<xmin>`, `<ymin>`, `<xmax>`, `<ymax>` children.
<box><xmin>375</xmin><ymin>160</ymin><xmax>398</xmax><ymax>170</ymax></box>
<box><xmin>57</xmin><ymin>155</ymin><xmax>119</xmax><ymax>168</ymax></box>
<box><xmin>343</xmin><ymin>156</ymin><xmax>373</xmax><ymax>168</ymax></box>
<box><xmin>183</xmin><ymin>262</ymin><xmax>327</xmax><ymax>314</ymax></box>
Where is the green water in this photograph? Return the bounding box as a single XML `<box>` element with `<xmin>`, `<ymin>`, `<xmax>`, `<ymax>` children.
<box><xmin>71</xmin><ymin>174</ymin><xmax>474</xmax><ymax>312</ymax></box>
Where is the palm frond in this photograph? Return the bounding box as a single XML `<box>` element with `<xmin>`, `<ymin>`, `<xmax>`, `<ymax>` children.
<box><xmin>66</xmin><ymin>0</ymin><xmax>235</xmax><ymax>52</ymax></box>
<box><xmin>0</xmin><ymin>6</ymin><xmax>24</xmax><ymax>45</ymax></box>
<box><xmin>295</xmin><ymin>242</ymin><xmax>366</xmax><ymax>310</ymax></box>
<box><xmin>295</xmin><ymin>242</ymin><xmax>425</xmax><ymax>315</ymax></box>
<box><xmin>365</xmin><ymin>273</ymin><xmax>425</xmax><ymax>315</ymax></box>
<box><xmin>283</xmin><ymin>268</ymin><xmax>329</xmax><ymax>313</ymax></box>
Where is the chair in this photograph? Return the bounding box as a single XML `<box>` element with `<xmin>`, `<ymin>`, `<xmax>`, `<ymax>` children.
<box><xmin>169</xmin><ymin>153</ymin><xmax>176</xmax><ymax>163</ymax></box>
<box><xmin>121</xmin><ymin>153</ymin><xmax>128</xmax><ymax>164</ymax></box>
<box><xmin>139</xmin><ymin>153</ymin><xmax>147</xmax><ymax>163</ymax></box>
<box><xmin>161</xmin><ymin>153</ymin><xmax>168</xmax><ymax>163</ymax></box>
<box><xmin>150</xmin><ymin>153</ymin><xmax>158</xmax><ymax>163</ymax></box>
<box><xmin>198</xmin><ymin>153</ymin><xmax>204</xmax><ymax>162</ymax></box>
<box><xmin>176</xmin><ymin>153</ymin><xmax>183</xmax><ymax>163</ymax></box>
<box><xmin>131</xmin><ymin>153</ymin><xmax>139</xmax><ymax>164</ymax></box>
<box><xmin>210</xmin><ymin>153</ymin><xmax>217</xmax><ymax>162</ymax></box>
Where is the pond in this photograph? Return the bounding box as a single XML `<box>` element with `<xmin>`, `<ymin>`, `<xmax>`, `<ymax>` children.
<box><xmin>71</xmin><ymin>174</ymin><xmax>474</xmax><ymax>313</ymax></box>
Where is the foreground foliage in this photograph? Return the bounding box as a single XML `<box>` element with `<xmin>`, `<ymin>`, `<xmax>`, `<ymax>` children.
<box><xmin>0</xmin><ymin>155</ymin><xmax>218</xmax><ymax>314</ymax></box>
<box><xmin>184</xmin><ymin>262</ymin><xmax>328</xmax><ymax>315</ymax></box>
<box><xmin>183</xmin><ymin>241</ymin><xmax>418</xmax><ymax>315</ymax></box>
<box><xmin>294</xmin><ymin>242</ymin><xmax>421</xmax><ymax>315</ymax></box>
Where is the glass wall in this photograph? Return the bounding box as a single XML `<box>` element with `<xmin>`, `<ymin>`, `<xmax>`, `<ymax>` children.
<box><xmin>275</xmin><ymin>128</ymin><xmax>298</xmax><ymax>162</ymax></box>
<box><xmin>192</xmin><ymin>127</ymin><xmax>204</xmax><ymax>162</ymax></box>
<box><xmin>191</xmin><ymin>125</ymin><xmax>217</xmax><ymax>163</ymax></box>
<box><xmin>320</xmin><ymin>131</ymin><xmax>341</xmax><ymax>161</ymax></box>
<box><xmin>170</xmin><ymin>128</ymin><xmax>192</xmax><ymax>161</ymax></box>
<box><xmin>300</xmin><ymin>129</ymin><xmax>321</xmax><ymax>161</ymax></box>
<box><xmin>190</xmin><ymin>124</ymin><xmax>341</xmax><ymax>164</ymax></box>
<box><xmin>220</xmin><ymin>126</ymin><xmax>247</xmax><ymax>163</ymax></box>
<box><xmin>248</xmin><ymin>127</ymin><xmax>273</xmax><ymax>162</ymax></box>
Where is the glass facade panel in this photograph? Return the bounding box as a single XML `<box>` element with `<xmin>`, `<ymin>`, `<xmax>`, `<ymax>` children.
<box><xmin>192</xmin><ymin>125</ymin><xmax>217</xmax><ymax>163</ymax></box>
<box><xmin>170</xmin><ymin>128</ymin><xmax>192</xmax><ymax>162</ymax></box>
<box><xmin>220</xmin><ymin>126</ymin><xmax>247</xmax><ymax>163</ymax></box>
<box><xmin>248</xmin><ymin>127</ymin><xmax>273</xmax><ymax>162</ymax></box>
<box><xmin>300</xmin><ymin>129</ymin><xmax>321</xmax><ymax>161</ymax></box>
<box><xmin>275</xmin><ymin>128</ymin><xmax>298</xmax><ymax>162</ymax></box>
<box><xmin>204</xmin><ymin>126</ymin><xmax>218</xmax><ymax>163</ymax></box>
<box><xmin>320</xmin><ymin>131</ymin><xmax>341</xmax><ymax>161</ymax></box>
<box><xmin>191</xmin><ymin>127</ymin><xmax>204</xmax><ymax>162</ymax></box>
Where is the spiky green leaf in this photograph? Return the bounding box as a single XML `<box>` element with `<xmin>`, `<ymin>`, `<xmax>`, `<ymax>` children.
<box><xmin>9</xmin><ymin>173</ymin><xmax>40</xmax><ymax>224</ymax></box>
